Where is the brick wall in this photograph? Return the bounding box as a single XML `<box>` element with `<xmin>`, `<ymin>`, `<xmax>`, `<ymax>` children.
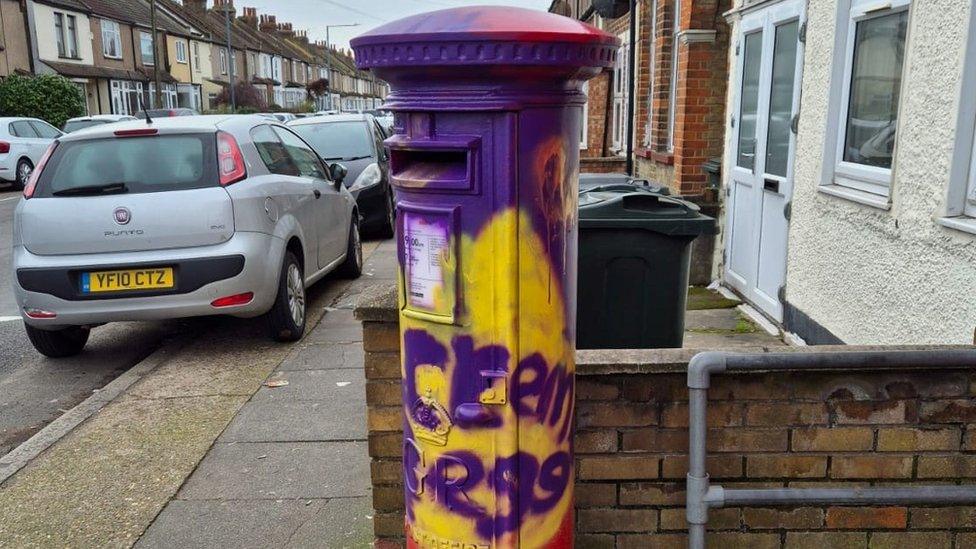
<box><xmin>358</xmin><ymin>286</ymin><xmax>975</xmax><ymax>547</ymax></box>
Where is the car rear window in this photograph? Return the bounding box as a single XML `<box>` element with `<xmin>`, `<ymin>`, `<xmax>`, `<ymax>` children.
<box><xmin>34</xmin><ymin>134</ymin><xmax>218</xmax><ymax>198</ymax></box>
<box><xmin>63</xmin><ymin>120</ymin><xmax>107</xmax><ymax>133</ymax></box>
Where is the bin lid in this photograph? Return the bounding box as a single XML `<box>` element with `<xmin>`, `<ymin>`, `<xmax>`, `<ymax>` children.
<box><xmin>579</xmin><ymin>190</ymin><xmax>717</xmax><ymax>236</ymax></box>
<box><xmin>579</xmin><ymin>173</ymin><xmax>670</xmax><ymax>195</ymax></box>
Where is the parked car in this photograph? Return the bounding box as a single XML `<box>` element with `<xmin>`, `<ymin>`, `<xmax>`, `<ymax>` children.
<box><xmin>288</xmin><ymin>114</ymin><xmax>394</xmax><ymax>237</ymax></box>
<box><xmin>256</xmin><ymin>112</ymin><xmax>298</xmax><ymax>123</ymax></box>
<box><xmin>0</xmin><ymin>117</ymin><xmax>63</xmax><ymax>190</ymax></box>
<box><xmin>13</xmin><ymin>115</ymin><xmax>361</xmax><ymax>357</ymax></box>
<box><xmin>63</xmin><ymin>115</ymin><xmax>138</xmax><ymax>133</ymax></box>
<box><xmin>134</xmin><ymin>108</ymin><xmax>198</xmax><ymax>119</ymax></box>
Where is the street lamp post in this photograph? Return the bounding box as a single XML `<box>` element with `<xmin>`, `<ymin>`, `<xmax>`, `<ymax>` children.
<box><xmin>323</xmin><ymin>23</ymin><xmax>359</xmax><ymax>111</ymax></box>
<box><xmin>225</xmin><ymin>6</ymin><xmax>236</xmax><ymax>111</ymax></box>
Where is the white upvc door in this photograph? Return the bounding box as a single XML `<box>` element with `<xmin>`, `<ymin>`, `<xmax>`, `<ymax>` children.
<box><xmin>724</xmin><ymin>0</ymin><xmax>805</xmax><ymax>322</ymax></box>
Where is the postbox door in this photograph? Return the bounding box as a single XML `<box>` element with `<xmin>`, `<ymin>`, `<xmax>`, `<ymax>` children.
<box><xmin>392</xmin><ymin>110</ymin><xmax>521</xmax><ymax>548</ymax></box>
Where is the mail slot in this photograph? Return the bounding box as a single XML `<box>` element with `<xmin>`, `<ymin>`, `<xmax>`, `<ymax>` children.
<box><xmin>353</xmin><ymin>7</ymin><xmax>617</xmax><ymax>549</ymax></box>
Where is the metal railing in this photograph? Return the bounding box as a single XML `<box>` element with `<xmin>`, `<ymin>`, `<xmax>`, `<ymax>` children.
<box><xmin>685</xmin><ymin>349</ymin><xmax>976</xmax><ymax>549</ymax></box>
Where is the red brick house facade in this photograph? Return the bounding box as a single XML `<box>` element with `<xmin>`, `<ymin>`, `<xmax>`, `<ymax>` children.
<box><xmin>553</xmin><ymin>0</ymin><xmax>731</xmax><ymax>197</ymax></box>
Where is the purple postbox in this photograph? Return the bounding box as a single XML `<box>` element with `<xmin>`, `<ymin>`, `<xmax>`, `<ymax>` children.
<box><xmin>352</xmin><ymin>7</ymin><xmax>617</xmax><ymax>548</ymax></box>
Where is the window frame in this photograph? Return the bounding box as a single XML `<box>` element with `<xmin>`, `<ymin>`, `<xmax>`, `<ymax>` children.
<box><xmin>667</xmin><ymin>0</ymin><xmax>680</xmax><ymax>151</ymax></box>
<box><xmin>219</xmin><ymin>49</ymin><xmax>228</xmax><ymax>75</ymax></box>
<box><xmin>193</xmin><ymin>42</ymin><xmax>201</xmax><ymax>71</ymax></box>
<box><xmin>580</xmin><ymin>80</ymin><xmax>589</xmax><ymax>150</ymax></box>
<box><xmin>101</xmin><ymin>19</ymin><xmax>122</xmax><ymax>59</ymax></box>
<box><xmin>140</xmin><ymin>31</ymin><xmax>154</xmax><ymax>66</ymax></box>
<box><xmin>610</xmin><ymin>31</ymin><xmax>629</xmax><ymax>155</ymax></box>
<box><xmin>939</xmin><ymin>2</ymin><xmax>976</xmax><ymax>233</ymax></box>
<box><xmin>823</xmin><ymin>0</ymin><xmax>911</xmax><ymax>201</ymax></box>
<box><xmin>54</xmin><ymin>13</ymin><xmax>66</xmax><ymax>58</ymax></box>
<box><xmin>175</xmin><ymin>40</ymin><xmax>187</xmax><ymax>64</ymax></box>
<box><xmin>66</xmin><ymin>15</ymin><xmax>78</xmax><ymax>58</ymax></box>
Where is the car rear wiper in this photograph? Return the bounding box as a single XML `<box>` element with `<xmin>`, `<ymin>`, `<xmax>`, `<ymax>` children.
<box><xmin>52</xmin><ymin>182</ymin><xmax>129</xmax><ymax>196</ymax></box>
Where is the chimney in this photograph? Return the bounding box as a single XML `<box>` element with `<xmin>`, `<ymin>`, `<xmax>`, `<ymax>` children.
<box><xmin>183</xmin><ymin>0</ymin><xmax>206</xmax><ymax>14</ymax></box>
<box><xmin>259</xmin><ymin>14</ymin><xmax>277</xmax><ymax>33</ymax></box>
<box><xmin>239</xmin><ymin>7</ymin><xmax>258</xmax><ymax>29</ymax></box>
<box><xmin>213</xmin><ymin>0</ymin><xmax>235</xmax><ymax>18</ymax></box>
<box><xmin>275</xmin><ymin>22</ymin><xmax>295</xmax><ymax>38</ymax></box>
<box><xmin>295</xmin><ymin>30</ymin><xmax>309</xmax><ymax>46</ymax></box>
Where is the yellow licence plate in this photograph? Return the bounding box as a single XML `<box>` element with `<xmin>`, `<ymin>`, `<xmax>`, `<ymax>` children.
<box><xmin>81</xmin><ymin>268</ymin><xmax>175</xmax><ymax>293</ymax></box>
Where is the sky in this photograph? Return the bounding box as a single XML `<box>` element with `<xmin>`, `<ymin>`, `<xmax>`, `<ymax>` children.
<box><xmin>241</xmin><ymin>0</ymin><xmax>552</xmax><ymax>52</ymax></box>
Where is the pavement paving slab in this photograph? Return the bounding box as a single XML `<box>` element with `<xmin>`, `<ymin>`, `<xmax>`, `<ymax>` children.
<box><xmin>286</xmin><ymin>496</ymin><xmax>375</xmax><ymax>549</ymax></box>
<box><xmin>217</xmin><ymin>399</ymin><xmax>365</xmax><ymax>442</ymax></box>
<box><xmin>278</xmin><ymin>342</ymin><xmax>365</xmax><ymax>371</ymax></box>
<box><xmin>134</xmin><ymin>499</ymin><xmax>327</xmax><ymax>549</ymax></box>
<box><xmin>177</xmin><ymin>441</ymin><xmax>370</xmax><ymax>501</ymax></box>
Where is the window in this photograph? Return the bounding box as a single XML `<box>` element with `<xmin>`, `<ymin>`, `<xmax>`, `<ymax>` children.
<box><xmin>826</xmin><ymin>0</ymin><xmax>909</xmax><ymax>198</ymax></box>
<box><xmin>9</xmin><ymin>121</ymin><xmax>39</xmax><ymax>138</ymax></box>
<box><xmin>291</xmin><ymin>120</ymin><xmax>373</xmax><ymax>161</ymax></box>
<box><xmin>193</xmin><ymin>42</ymin><xmax>201</xmax><ymax>71</ymax></box>
<box><xmin>251</xmin><ymin>125</ymin><xmax>300</xmax><ymax>176</ymax></box>
<box><xmin>102</xmin><ymin>20</ymin><xmax>122</xmax><ymax>59</ymax></box>
<box><xmin>667</xmin><ymin>0</ymin><xmax>680</xmax><ymax>150</ymax></box>
<box><xmin>219</xmin><ymin>49</ymin><xmax>228</xmax><ymax>75</ymax></box>
<box><xmin>610</xmin><ymin>32</ymin><xmax>630</xmax><ymax>155</ymax></box>
<box><xmin>111</xmin><ymin>80</ymin><xmax>145</xmax><ymax>115</ymax></box>
<box><xmin>35</xmin><ymin>135</ymin><xmax>217</xmax><ymax>197</ymax></box>
<box><xmin>942</xmin><ymin>4</ymin><xmax>976</xmax><ymax>230</ymax></box>
<box><xmin>54</xmin><ymin>13</ymin><xmax>78</xmax><ymax>58</ymax></box>
<box><xmin>140</xmin><ymin>32</ymin><xmax>155</xmax><ymax>65</ymax></box>
<box><xmin>580</xmin><ymin>81</ymin><xmax>589</xmax><ymax>150</ymax></box>
<box><xmin>274</xmin><ymin>127</ymin><xmax>328</xmax><ymax>179</ymax></box>
<box><xmin>30</xmin><ymin>120</ymin><xmax>62</xmax><ymax>139</ymax></box>
<box><xmin>175</xmin><ymin>40</ymin><xmax>187</xmax><ymax>64</ymax></box>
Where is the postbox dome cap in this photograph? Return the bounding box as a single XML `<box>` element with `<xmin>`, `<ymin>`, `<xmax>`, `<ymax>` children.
<box><xmin>351</xmin><ymin>6</ymin><xmax>619</xmax><ymax>71</ymax></box>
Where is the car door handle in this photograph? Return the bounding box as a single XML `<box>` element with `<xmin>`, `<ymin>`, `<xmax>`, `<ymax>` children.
<box><xmin>313</xmin><ymin>189</ymin><xmax>321</xmax><ymax>199</ymax></box>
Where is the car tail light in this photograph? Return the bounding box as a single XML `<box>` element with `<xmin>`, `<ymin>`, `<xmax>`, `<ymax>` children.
<box><xmin>24</xmin><ymin>307</ymin><xmax>57</xmax><ymax>319</ymax></box>
<box><xmin>114</xmin><ymin>128</ymin><xmax>159</xmax><ymax>137</ymax></box>
<box><xmin>211</xmin><ymin>292</ymin><xmax>254</xmax><ymax>308</ymax></box>
<box><xmin>23</xmin><ymin>141</ymin><xmax>58</xmax><ymax>199</ymax></box>
<box><xmin>217</xmin><ymin>131</ymin><xmax>247</xmax><ymax>186</ymax></box>
<box><xmin>0</xmin><ymin>141</ymin><xmax>9</xmax><ymax>154</ymax></box>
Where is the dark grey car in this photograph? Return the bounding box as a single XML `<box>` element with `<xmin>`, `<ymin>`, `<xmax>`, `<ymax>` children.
<box><xmin>288</xmin><ymin>114</ymin><xmax>395</xmax><ymax>237</ymax></box>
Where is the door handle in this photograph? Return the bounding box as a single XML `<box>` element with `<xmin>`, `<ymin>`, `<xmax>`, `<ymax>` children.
<box><xmin>313</xmin><ymin>189</ymin><xmax>321</xmax><ymax>199</ymax></box>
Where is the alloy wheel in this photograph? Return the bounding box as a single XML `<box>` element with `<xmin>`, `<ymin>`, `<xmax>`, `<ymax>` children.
<box><xmin>353</xmin><ymin>223</ymin><xmax>363</xmax><ymax>269</ymax></box>
<box><xmin>17</xmin><ymin>162</ymin><xmax>32</xmax><ymax>186</ymax></box>
<box><xmin>286</xmin><ymin>263</ymin><xmax>305</xmax><ymax>328</ymax></box>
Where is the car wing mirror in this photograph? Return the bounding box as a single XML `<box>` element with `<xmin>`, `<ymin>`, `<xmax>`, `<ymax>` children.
<box><xmin>329</xmin><ymin>162</ymin><xmax>348</xmax><ymax>188</ymax></box>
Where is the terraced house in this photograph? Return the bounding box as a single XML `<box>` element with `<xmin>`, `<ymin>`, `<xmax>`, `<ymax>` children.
<box><xmin>8</xmin><ymin>0</ymin><xmax>386</xmax><ymax>116</ymax></box>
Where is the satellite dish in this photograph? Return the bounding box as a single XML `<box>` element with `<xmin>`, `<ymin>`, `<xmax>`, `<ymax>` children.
<box><xmin>592</xmin><ymin>0</ymin><xmax>632</xmax><ymax>19</ymax></box>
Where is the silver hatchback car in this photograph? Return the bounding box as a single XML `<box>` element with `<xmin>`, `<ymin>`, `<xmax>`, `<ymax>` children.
<box><xmin>12</xmin><ymin>115</ymin><xmax>362</xmax><ymax>357</ymax></box>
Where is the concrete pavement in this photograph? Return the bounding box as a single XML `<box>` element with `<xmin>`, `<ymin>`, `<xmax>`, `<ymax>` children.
<box><xmin>0</xmin><ymin>189</ymin><xmax>178</xmax><ymax>457</ymax></box>
<box><xmin>0</xmin><ymin>238</ymin><xmax>397</xmax><ymax>548</ymax></box>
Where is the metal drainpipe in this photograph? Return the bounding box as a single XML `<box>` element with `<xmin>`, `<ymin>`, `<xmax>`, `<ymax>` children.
<box><xmin>686</xmin><ymin>349</ymin><xmax>976</xmax><ymax>549</ymax></box>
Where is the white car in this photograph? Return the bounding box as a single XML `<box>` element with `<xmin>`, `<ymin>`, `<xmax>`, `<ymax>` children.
<box><xmin>0</xmin><ymin>117</ymin><xmax>63</xmax><ymax>190</ymax></box>
<box><xmin>62</xmin><ymin>114</ymin><xmax>138</xmax><ymax>133</ymax></box>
